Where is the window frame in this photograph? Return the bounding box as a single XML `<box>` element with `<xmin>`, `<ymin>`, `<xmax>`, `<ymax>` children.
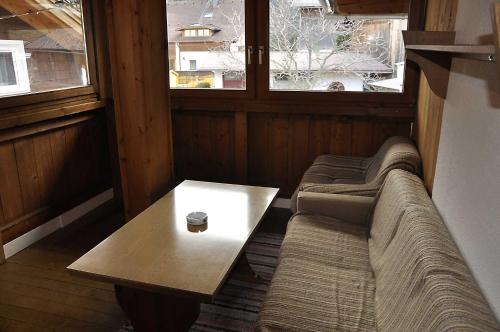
<box><xmin>169</xmin><ymin>0</ymin><xmax>256</xmax><ymax>100</ymax></box>
<box><xmin>0</xmin><ymin>0</ymin><xmax>100</xmax><ymax>111</ymax></box>
<box><xmin>170</xmin><ymin>0</ymin><xmax>425</xmax><ymax>105</ymax></box>
<box><xmin>256</xmin><ymin>0</ymin><xmax>426</xmax><ymax>104</ymax></box>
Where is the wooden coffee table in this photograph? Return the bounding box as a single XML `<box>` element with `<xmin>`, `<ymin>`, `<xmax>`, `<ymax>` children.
<box><xmin>67</xmin><ymin>180</ymin><xmax>279</xmax><ymax>331</ymax></box>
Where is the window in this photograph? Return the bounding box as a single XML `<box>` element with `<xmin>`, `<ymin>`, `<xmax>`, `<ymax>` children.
<box><xmin>167</xmin><ymin>0</ymin><xmax>246</xmax><ymax>90</ymax></box>
<box><xmin>189</xmin><ymin>60</ymin><xmax>197</xmax><ymax>70</ymax></box>
<box><xmin>269</xmin><ymin>0</ymin><xmax>408</xmax><ymax>93</ymax></box>
<box><xmin>0</xmin><ymin>41</ymin><xmax>30</xmax><ymax>96</ymax></box>
<box><xmin>0</xmin><ymin>0</ymin><xmax>90</xmax><ymax>98</ymax></box>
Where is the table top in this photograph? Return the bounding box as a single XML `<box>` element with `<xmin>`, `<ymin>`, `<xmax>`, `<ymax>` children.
<box><xmin>67</xmin><ymin>181</ymin><xmax>279</xmax><ymax>300</ymax></box>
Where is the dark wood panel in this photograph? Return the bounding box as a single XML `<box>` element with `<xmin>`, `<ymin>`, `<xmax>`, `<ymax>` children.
<box><xmin>247</xmin><ymin>114</ymin><xmax>410</xmax><ymax>196</ymax></box>
<box><xmin>173</xmin><ymin>109</ymin><xmax>412</xmax><ymax>198</ymax></box>
<box><xmin>0</xmin><ymin>113</ymin><xmax>113</xmax><ymax>243</ymax></box>
<box><xmin>173</xmin><ymin>111</ymin><xmax>235</xmax><ymax>184</ymax></box>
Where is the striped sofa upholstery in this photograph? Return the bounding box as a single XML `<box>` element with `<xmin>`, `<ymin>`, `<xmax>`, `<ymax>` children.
<box><xmin>257</xmin><ymin>170</ymin><xmax>500</xmax><ymax>332</ymax></box>
<box><xmin>290</xmin><ymin>136</ymin><xmax>421</xmax><ymax>213</ymax></box>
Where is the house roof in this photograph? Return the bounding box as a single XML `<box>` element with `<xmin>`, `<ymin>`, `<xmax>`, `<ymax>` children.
<box><xmin>25</xmin><ymin>28</ymin><xmax>84</xmax><ymax>52</ymax></box>
<box><xmin>167</xmin><ymin>0</ymin><xmax>244</xmax><ymax>43</ymax></box>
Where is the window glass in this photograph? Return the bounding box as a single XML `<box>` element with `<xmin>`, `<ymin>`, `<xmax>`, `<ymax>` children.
<box><xmin>0</xmin><ymin>0</ymin><xmax>90</xmax><ymax>97</ymax></box>
<box><xmin>0</xmin><ymin>52</ymin><xmax>17</xmax><ymax>86</ymax></box>
<box><xmin>269</xmin><ymin>0</ymin><xmax>408</xmax><ymax>93</ymax></box>
<box><xmin>167</xmin><ymin>0</ymin><xmax>246</xmax><ymax>90</ymax></box>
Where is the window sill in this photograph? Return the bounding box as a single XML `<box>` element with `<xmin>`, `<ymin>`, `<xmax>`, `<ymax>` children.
<box><xmin>0</xmin><ymin>98</ymin><xmax>106</xmax><ymax>130</ymax></box>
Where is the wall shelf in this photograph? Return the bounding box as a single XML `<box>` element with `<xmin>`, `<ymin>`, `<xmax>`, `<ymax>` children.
<box><xmin>403</xmin><ymin>4</ymin><xmax>500</xmax><ymax>99</ymax></box>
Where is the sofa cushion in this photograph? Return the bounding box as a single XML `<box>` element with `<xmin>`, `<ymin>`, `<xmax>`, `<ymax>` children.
<box><xmin>369</xmin><ymin>172</ymin><xmax>499</xmax><ymax>332</ymax></box>
<box><xmin>290</xmin><ymin>136</ymin><xmax>421</xmax><ymax>212</ymax></box>
<box><xmin>369</xmin><ymin>169</ymin><xmax>434</xmax><ymax>271</ymax></box>
<box><xmin>281</xmin><ymin>213</ymin><xmax>371</xmax><ymax>272</ymax></box>
<box><xmin>257</xmin><ymin>257</ymin><xmax>376</xmax><ymax>332</ymax></box>
<box><xmin>364</xmin><ymin>136</ymin><xmax>421</xmax><ymax>184</ymax></box>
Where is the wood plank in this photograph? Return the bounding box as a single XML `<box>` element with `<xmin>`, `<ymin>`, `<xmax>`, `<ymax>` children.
<box><xmin>334</xmin><ymin>0</ymin><xmax>409</xmax><ymax>14</ymax></box>
<box><xmin>331</xmin><ymin>118</ymin><xmax>353</xmax><ymax>156</ymax></box>
<box><xmin>106</xmin><ymin>0</ymin><xmax>174</xmax><ymax>220</ymax></box>
<box><xmin>308</xmin><ymin>115</ymin><xmax>332</xmax><ymax>162</ymax></box>
<box><xmin>415</xmin><ymin>0</ymin><xmax>458</xmax><ymax>192</ymax></box>
<box><xmin>268</xmin><ymin>115</ymin><xmax>289</xmax><ymax>192</ymax></box>
<box><xmin>13</xmin><ymin>137</ymin><xmax>42</xmax><ymax>215</ymax></box>
<box><xmin>248</xmin><ymin>114</ymin><xmax>270</xmax><ymax>187</ymax></box>
<box><xmin>234</xmin><ymin>112</ymin><xmax>247</xmax><ymax>184</ymax></box>
<box><xmin>0</xmin><ymin>143</ymin><xmax>24</xmax><ymax>223</ymax></box>
<box><xmin>287</xmin><ymin>115</ymin><xmax>310</xmax><ymax>195</ymax></box>
<box><xmin>352</xmin><ymin>120</ymin><xmax>374</xmax><ymax>156</ymax></box>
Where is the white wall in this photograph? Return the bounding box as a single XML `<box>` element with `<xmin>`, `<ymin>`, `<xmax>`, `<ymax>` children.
<box><xmin>432</xmin><ymin>0</ymin><xmax>500</xmax><ymax>319</ymax></box>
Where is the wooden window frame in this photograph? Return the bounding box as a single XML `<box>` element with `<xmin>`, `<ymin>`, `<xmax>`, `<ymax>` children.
<box><xmin>0</xmin><ymin>0</ymin><xmax>101</xmax><ymax>111</ymax></box>
<box><xmin>171</xmin><ymin>0</ymin><xmax>426</xmax><ymax>106</ymax></box>
<box><xmin>170</xmin><ymin>0</ymin><xmax>256</xmax><ymax>100</ymax></box>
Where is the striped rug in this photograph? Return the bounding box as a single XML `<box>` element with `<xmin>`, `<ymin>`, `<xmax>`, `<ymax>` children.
<box><xmin>190</xmin><ymin>232</ymin><xmax>284</xmax><ymax>332</ymax></box>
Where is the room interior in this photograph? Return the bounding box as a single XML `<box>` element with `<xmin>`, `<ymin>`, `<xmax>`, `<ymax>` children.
<box><xmin>0</xmin><ymin>0</ymin><xmax>499</xmax><ymax>331</ymax></box>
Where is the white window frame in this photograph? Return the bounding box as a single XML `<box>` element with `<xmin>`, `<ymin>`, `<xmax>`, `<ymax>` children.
<box><xmin>0</xmin><ymin>40</ymin><xmax>30</xmax><ymax>97</ymax></box>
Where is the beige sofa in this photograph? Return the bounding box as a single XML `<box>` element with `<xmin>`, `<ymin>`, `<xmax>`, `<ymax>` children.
<box><xmin>291</xmin><ymin>136</ymin><xmax>421</xmax><ymax>212</ymax></box>
<box><xmin>258</xmin><ymin>170</ymin><xmax>499</xmax><ymax>332</ymax></box>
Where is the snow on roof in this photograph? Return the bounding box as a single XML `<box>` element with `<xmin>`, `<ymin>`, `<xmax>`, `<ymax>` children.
<box><xmin>167</xmin><ymin>0</ymin><xmax>243</xmax><ymax>43</ymax></box>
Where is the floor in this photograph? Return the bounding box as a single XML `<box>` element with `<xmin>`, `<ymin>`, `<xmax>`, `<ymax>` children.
<box><xmin>0</xmin><ymin>206</ymin><xmax>291</xmax><ymax>332</ymax></box>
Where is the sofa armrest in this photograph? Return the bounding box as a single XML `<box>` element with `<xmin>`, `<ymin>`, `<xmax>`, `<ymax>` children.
<box><xmin>297</xmin><ymin>192</ymin><xmax>374</xmax><ymax>226</ymax></box>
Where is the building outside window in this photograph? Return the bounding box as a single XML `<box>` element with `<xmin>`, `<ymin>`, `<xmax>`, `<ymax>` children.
<box><xmin>0</xmin><ymin>0</ymin><xmax>90</xmax><ymax>98</ymax></box>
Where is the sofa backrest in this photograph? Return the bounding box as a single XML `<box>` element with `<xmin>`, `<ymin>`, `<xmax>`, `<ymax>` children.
<box><xmin>369</xmin><ymin>170</ymin><xmax>499</xmax><ymax>331</ymax></box>
<box><xmin>365</xmin><ymin>136</ymin><xmax>421</xmax><ymax>185</ymax></box>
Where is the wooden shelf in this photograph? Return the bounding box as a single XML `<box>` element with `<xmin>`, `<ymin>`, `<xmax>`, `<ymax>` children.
<box><xmin>403</xmin><ymin>6</ymin><xmax>499</xmax><ymax>99</ymax></box>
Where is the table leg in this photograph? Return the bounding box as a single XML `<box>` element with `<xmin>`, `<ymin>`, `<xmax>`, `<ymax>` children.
<box><xmin>115</xmin><ymin>285</ymin><xmax>200</xmax><ymax>332</ymax></box>
<box><xmin>231</xmin><ymin>253</ymin><xmax>263</xmax><ymax>283</ymax></box>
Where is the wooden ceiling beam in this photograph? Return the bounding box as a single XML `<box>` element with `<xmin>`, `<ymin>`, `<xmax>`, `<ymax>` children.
<box><xmin>334</xmin><ymin>0</ymin><xmax>410</xmax><ymax>15</ymax></box>
<box><xmin>0</xmin><ymin>0</ymin><xmax>82</xmax><ymax>34</ymax></box>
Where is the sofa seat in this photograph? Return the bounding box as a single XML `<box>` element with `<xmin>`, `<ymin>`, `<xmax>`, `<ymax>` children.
<box><xmin>257</xmin><ymin>214</ymin><xmax>376</xmax><ymax>332</ymax></box>
<box><xmin>280</xmin><ymin>214</ymin><xmax>371</xmax><ymax>272</ymax></box>
<box><xmin>291</xmin><ymin>136</ymin><xmax>421</xmax><ymax>212</ymax></box>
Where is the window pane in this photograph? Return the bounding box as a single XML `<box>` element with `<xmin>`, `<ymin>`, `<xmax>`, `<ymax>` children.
<box><xmin>0</xmin><ymin>0</ymin><xmax>89</xmax><ymax>97</ymax></box>
<box><xmin>0</xmin><ymin>52</ymin><xmax>17</xmax><ymax>86</ymax></box>
<box><xmin>167</xmin><ymin>0</ymin><xmax>246</xmax><ymax>90</ymax></box>
<box><xmin>269</xmin><ymin>0</ymin><xmax>408</xmax><ymax>93</ymax></box>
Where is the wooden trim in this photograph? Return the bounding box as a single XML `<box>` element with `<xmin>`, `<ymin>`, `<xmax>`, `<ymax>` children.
<box><xmin>234</xmin><ymin>112</ymin><xmax>248</xmax><ymax>184</ymax></box>
<box><xmin>0</xmin><ymin>86</ymin><xmax>97</xmax><ymax>110</ymax></box>
<box><xmin>0</xmin><ymin>231</ymin><xmax>5</xmax><ymax>264</ymax></box>
<box><xmin>0</xmin><ymin>113</ymin><xmax>97</xmax><ymax>143</ymax></box>
<box><xmin>0</xmin><ymin>100</ymin><xmax>105</xmax><ymax>130</ymax></box>
<box><xmin>494</xmin><ymin>3</ymin><xmax>500</xmax><ymax>75</ymax></box>
<box><xmin>172</xmin><ymin>98</ymin><xmax>415</xmax><ymax>118</ymax></box>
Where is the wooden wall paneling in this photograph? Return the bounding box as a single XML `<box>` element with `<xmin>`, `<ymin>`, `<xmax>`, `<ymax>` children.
<box><xmin>0</xmin><ymin>114</ymin><xmax>113</xmax><ymax>243</ymax></box>
<box><xmin>268</xmin><ymin>115</ymin><xmax>290</xmax><ymax>193</ymax></box>
<box><xmin>248</xmin><ymin>114</ymin><xmax>270</xmax><ymax>187</ymax></box>
<box><xmin>13</xmin><ymin>137</ymin><xmax>42</xmax><ymax>215</ymax></box>
<box><xmin>213</xmin><ymin>113</ymin><xmax>235</xmax><ymax>183</ymax></box>
<box><xmin>351</xmin><ymin>120</ymin><xmax>375</xmax><ymax>156</ymax></box>
<box><xmin>287</xmin><ymin>115</ymin><xmax>310</xmax><ymax>194</ymax></box>
<box><xmin>415</xmin><ymin>0</ymin><xmax>458</xmax><ymax>192</ymax></box>
<box><xmin>308</xmin><ymin>116</ymin><xmax>332</xmax><ymax>162</ymax></box>
<box><xmin>331</xmin><ymin>118</ymin><xmax>353</xmax><ymax>156</ymax></box>
<box><xmin>234</xmin><ymin>112</ymin><xmax>247</xmax><ymax>184</ymax></box>
<box><xmin>0</xmin><ymin>143</ymin><xmax>24</xmax><ymax>223</ymax></box>
<box><xmin>173</xmin><ymin>112</ymin><xmax>194</xmax><ymax>183</ymax></box>
<box><xmin>106</xmin><ymin>0</ymin><xmax>175</xmax><ymax>220</ymax></box>
<box><xmin>334</xmin><ymin>0</ymin><xmax>410</xmax><ymax>15</ymax></box>
<box><xmin>32</xmin><ymin>132</ymin><xmax>56</xmax><ymax>207</ymax></box>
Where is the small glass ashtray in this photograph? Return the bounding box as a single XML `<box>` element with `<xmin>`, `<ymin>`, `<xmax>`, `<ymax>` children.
<box><xmin>186</xmin><ymin>212</ymin><xmax>208</xmax><ymax>226</ymax></box>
